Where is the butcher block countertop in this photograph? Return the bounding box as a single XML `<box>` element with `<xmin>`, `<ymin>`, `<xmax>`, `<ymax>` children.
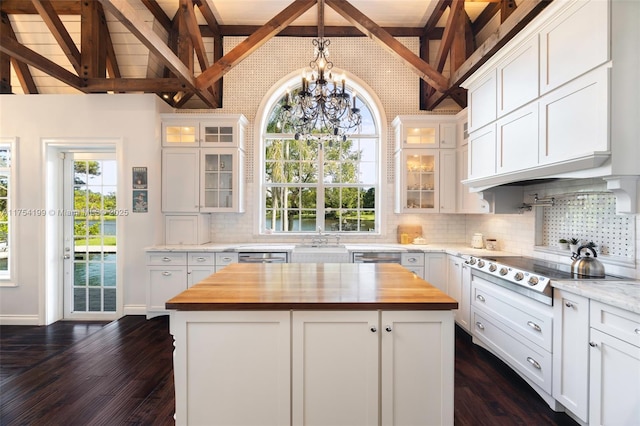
<box><xmin>165</xmin><ymin>263</ymin><xmax>458</xmax><ymax>311</ymax></box>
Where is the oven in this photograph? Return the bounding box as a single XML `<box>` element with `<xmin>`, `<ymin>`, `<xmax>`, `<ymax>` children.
<box><xmin>465</xmin><ymin>255</ymin><xmax>622</xmax><ymax>408</ymax></box>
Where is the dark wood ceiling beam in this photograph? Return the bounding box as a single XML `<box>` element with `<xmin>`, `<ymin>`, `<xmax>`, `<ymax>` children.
<box><xmin>0</xmin><ymin>12</ymin><xmax>14</xmax><ymax>93</ymax></box>
<box><xmin>196</xmin><ymin>0</ymin><xmax>317</xmax><ymax>90</ymax></box>
<box><xmin>100</xmin><ymin>6</ymin><xmax>121</xmax><ymax>79</ymax></box>
<box><xmin>325</xmin><ymin>0</ymin><xmax>449</xmax><ymax>93</ymax></box>
<box><xmin>31</xmin><ymin>0</ymin><xmax>81</xmax><ymax>74</ymax></box>
<box><xmin>81</xmin><ymin>0</ymin><xmax>106</xmax><ymax>80</ymax></box>
<box><xmin>97</xmin><ymin>0</ymin><xmax>217</xmax><ymax>107</ymax></box>
<box><xmin>0</xmin><ymin>34</ymin><xmax>84</xmax><ymax>90</ymax></box>
<box><xmin>140</xmin><ymin>0</ymin><xmax>172</xmax><ymax>33</ymax></box>
<box><xmin>501</xmin><ymin>0</ymin><xmax>517</xmax><ymax>23</ymax></box>
<box><xmin>472</xmin><ymin>2</ymin><xmax>501</xmax><ymax>35</ymax></box>
<box><xmin>450</xmin><ymin>0</ymin><xmax>551</xmax><ymax>88</ymax></box>
<box><xmin>434</xmin><ymin>0</ymin><xmax>464</xmax><ymax>73</ymax></box>
<box><xmin>196</xmin><ymin>0</ymin><xmax>221</xmax><ymax>38</ymax></box>
<box><xmin>84</xmin><ymin>78</ymin><xmax>187</xmax><ymax>92</ymax></box>
<box><xmin>180</xmin><ymin>0</ymin><xmax>209</xmax><ymax>71</ymax></box>
<box><xmin>0</xmin><ymin>0</ymin><xmax>79</xmax><ymax>14</ymax></box>
<box><xmin>423</xmin><ymin>0</ymin><xmax>450</xmax><ymax>36</ymax></box>
<box><xmin>203</xmin><ymin>24</ymin><xmax>431</xmax><ymax>38</ymax></box>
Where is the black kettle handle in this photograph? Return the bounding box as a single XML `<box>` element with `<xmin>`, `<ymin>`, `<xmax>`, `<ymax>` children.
<box><xmin>576</xmin><ymin>244</ymin><xmax>597</xmax><ymax>258</ymax></box>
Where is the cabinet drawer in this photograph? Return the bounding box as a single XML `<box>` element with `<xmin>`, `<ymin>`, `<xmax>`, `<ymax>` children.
<box><xmin>188</xmin><ymin>252</ymin><xmax>215</xmax><ymax>266</ymax></box>
<box><xmin>147</xmin><ymin>252</ymin><xmax>187</xmax><ymax>265</ymax></box>
<box><xmin>590</xmin><ymin>300</ymin><xmax>640</xmax><ymax>348</ymax></box>
<box><xmin>216</xmin><ymin>252</ymin><xmax>239</xmax><ymax>266</ymax></box>
<box><xmin>472</xmin><ymin>308</ymin><xmax>552</xmax><ymax>394</ymax></box>
<box><xmin>472</xmin><ymin>278</ymin><xmax>553</xmax><ymax>352</ymax></box>
<box><xmin>401</xmin><ymin>253</ymin><xmax>424</xmax><ymax>266</ymax></box>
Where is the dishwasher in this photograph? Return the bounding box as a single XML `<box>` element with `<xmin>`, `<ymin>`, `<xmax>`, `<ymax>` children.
<box><xmin>351</xmin><ymin>252</ymin><xmax>402</xmax><ymax>263</ymax></box>
<box><xmin>238</xmin><ymin>252</ymin><xmax>288</xmax><ymax>263</ymax></box>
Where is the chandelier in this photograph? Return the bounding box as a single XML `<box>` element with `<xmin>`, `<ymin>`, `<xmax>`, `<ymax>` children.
<box><xmin>277</xmin><ymin>0</ymin><xmax>362</xmax><ymax>142</ymax></box>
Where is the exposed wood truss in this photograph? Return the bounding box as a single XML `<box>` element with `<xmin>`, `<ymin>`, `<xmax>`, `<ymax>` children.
<box><xmin>0</xmin><ymin>0</ymin><xmax>552</xmax><ymax>109</ymax></box>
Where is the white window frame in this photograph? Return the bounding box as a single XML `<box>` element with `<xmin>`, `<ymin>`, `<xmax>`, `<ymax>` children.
<box><xmin>255</xmin><ymin>71</ymin><xmax>386</xmax><ymax>236</ymax></box>
<box><xmin>0</xmin><ymin>137</ymin><xmax>17</xmax><ymax>286</ymax></box>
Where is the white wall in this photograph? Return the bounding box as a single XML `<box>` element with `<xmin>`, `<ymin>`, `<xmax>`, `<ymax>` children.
<box><xmin>0</xmin><ymin>94</ymin><xmax>170</xmax><ymax>324</ymax></box>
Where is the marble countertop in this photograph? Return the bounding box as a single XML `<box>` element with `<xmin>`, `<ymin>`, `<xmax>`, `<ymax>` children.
<box><xmin>552</xmin><ymin>279</ymin><xmax>640</xmax><ymax>314</ymax></box>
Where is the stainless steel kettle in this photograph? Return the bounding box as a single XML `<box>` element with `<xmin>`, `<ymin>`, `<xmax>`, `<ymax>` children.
<box><xmin>570</xmin><ymin>245</ymin><xmax>605</xmax><ymax>278</ymax></box>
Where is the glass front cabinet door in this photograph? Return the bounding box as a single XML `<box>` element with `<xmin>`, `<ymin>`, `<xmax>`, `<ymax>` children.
<box><xmin>396</xmin><ymin>150</ymin><xmax>440</xmax><ymax>213</ymax></box>
<box><xmin>201</xmin><ymin>149</ymin><xmax>244</xmax><ymax>212</ymax></box>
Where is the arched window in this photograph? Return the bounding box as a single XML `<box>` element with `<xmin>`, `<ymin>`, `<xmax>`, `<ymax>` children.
<box><xmin>258</xmin><ymin>72</ymin><xmax>383</xmax><ymax>234</ymax></box>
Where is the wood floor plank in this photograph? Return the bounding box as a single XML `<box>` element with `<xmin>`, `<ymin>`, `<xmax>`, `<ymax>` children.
<box><xmin>1</xmin><ymin>316</ymin><xmax>578</xmax><ymax>425</ymax></box>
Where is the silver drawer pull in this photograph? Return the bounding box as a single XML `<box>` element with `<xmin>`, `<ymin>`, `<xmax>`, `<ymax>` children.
<box><xmin>370</xmin><ymin>326</ymin><xmax>377</xmax><ymax>333</ymax></box>
<box><xmin>526</xmin><ymin>357</ymin><xmax>541</xmax><ymax>370</ymax></box>
<box><xmin>161</xmin><ymin>271</ymin><xmax>172</xmax><ymax>276</ymax></box>
<box><xmin>635</xmin><ymin>328</ymin><xmax>640</xmax><ymax>335</ymax></box>
<box><xmin>565</xmin><ymin>302</ymin><xmax>574</xmax><ymax>308</ymax></box>
<box><xmin>195</xmin><ymin>257</ymin><xmax>207</xmax><ymax>262</ymax></box>
<box><xmin>162</xmin><ymin>257</ymin><xmax>172</xmax><ymax>262</ymax></box>
<box><xmin>475</xmin><ymin>321</ymin><xmax>485</xmax><ymax>330</ymax></box>
<box><xmin>476</xmin><ymin>294</ymin><xmax>486</xmax><ymax>302</ymax></box>
<box><xmin>527</xmin><ymin>321</ymin><xmax>542</xmax><ymax>332</ymax></box>
<box><xmin>385</xmin><ymin>326</ymin><xmax>392</xmax><ymax>332</ymax></box>
<box><xmin>221</xmin><ymin>257</ymin><xmax>233</xmax><ymax>262</ymax></box>
<box><xmin>407</xmin><ymin>257</ymin><xmax>417</xmax><ymax>263</ymax></box>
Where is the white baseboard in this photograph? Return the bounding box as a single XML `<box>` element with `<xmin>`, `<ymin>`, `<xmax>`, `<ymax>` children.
<box><xmin>123</xmin><ymin>304</ymin><xmax>147</xmax><ymax>316</ymax></box>
<box><xmin>0</xmin><ymin>314</ymin><xmax>41</xmax><ymax>325</ymax></box>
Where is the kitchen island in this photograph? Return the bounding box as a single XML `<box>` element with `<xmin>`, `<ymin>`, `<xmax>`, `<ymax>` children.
<box><xmin>166</xmin><ymin>263</ymin><xmax>458</xmax><ymax>426</ymax></box>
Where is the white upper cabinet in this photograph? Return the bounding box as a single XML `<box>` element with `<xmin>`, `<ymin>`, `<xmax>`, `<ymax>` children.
<box><xmin>161</xmin><ymin>114</ymin><xmax>247</xmax><ymax>213</ymax></box>
<box><xmin>467</xmin><ymin>70</ymin><xmax>496</xmax><ymax>133</ymax></box>
<box><xmin>539</xmin><ymin>0</ymin><xmax>609</xmax><ymax>94</ymax></box>
<box><xmin>497</xmin><ymin>103</ymin><xmax>539</xmax><ymax>174</ymax></box>
<box><xmin>461</xmin><ymin>0</ymin><xmax>639</xmax><ymax>208</ymax></box>
<box><xmin>162</xmin><ymin>113</ymin><xmax>247</xmax><ymax>148</ymax></box>
<box><xmin>497</xmin><ymin>35</ymin><xmax>539</xmax><ymax>117</ymax></box>
<box><xmin>393</xmin><ymin>116</ymin><xmax>457</xmax><ymax>149</ymax></box>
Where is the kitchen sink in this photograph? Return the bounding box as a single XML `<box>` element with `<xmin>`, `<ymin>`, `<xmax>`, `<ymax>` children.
<box><xmin>293</xmin><ymin>244</ymin><xmax>348</xmax><ymax>254</ymax></box>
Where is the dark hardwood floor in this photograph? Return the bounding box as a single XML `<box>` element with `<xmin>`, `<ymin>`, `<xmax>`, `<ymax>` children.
<box><xmin>1</xmin><ymin>316</ymin><xmax>578</xmax><ymax>425</ymax></box>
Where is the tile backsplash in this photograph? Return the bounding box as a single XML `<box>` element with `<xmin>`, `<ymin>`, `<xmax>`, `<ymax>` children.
<box><xmin>541</xmin><ymin>193</ymin><xmax>634</xmax><ymax>259</ymax></box>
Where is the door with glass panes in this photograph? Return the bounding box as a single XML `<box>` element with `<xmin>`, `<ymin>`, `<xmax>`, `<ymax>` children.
<box><xmin>63</xmin><ymin>153</ymin><xmax>118</xmax><ymax>319</ymax></box>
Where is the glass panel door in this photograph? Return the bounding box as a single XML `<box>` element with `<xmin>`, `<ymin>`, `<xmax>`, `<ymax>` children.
<box><xmin>64</xmin><ymin>153</ymin><xmax>117</xmax><ymax>318</ymax></box>
<box><xmin>405</xmin><ymin>152</ymin><xmax>436</xmax><ymax>209</ymax></box>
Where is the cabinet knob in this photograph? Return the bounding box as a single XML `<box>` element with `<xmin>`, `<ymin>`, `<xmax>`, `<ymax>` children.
<box><xmin>475</xmin><ymin>321</ymin><xmax>485</xmax><ymax>330</ymax></box>
<box><xmin>476</xmin><ymin>294</ymin><xmax>486</xmax><ymax>302</ymax></box>
<box><xmin>635</xmin><ymin>328</ymin><xmax>640</xmax><ymax>335</ymax></box>
<box><xmin>589</xmin><ymin>341</ymin><xmax>598</xmax><ymax>347</ymax></box>
<box><xmin>370</xmin><ymin>326</ymin><xmax>377</xmax><ymax>333</ymax></box>
<box><xmin>162</xmin><ymin>257</ymin><xmax>171</xmax><ymax>262</ymax></box>
<box><xmin>526</xmin><ymin>357</ymin><xmax>541</xmax><ymax>370</ymax></box>
<box><xmin>565</xmin><ymin>302</ymin><xmax>574</xmax><ymax>308</ymax></box>
<box><xmin>385</xmin><ymin>326</ymin><xmax>392</xmax><ymax>332</ymax></box>
<box><xmin>161</xmin><ymin>271</ymin><xmax>172</xmax><ymax>276</ymax></box>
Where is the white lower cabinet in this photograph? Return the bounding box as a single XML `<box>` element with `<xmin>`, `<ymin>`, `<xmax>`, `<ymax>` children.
<box><xmin>552</xmin><ymin>290</ymin><xmax>589</xmax><ymax>423</ymax></box>
<box><xmin>171</xmin><ymin>309</ymin><xmax>454</xmax><ymax>426</ymax></box>
<box><xmin>424</xmin><ymin>252</ymin><xmax>447</xmax><ymax>293</ymax></box>
<box><xmin>447</xmin><ymin>255</ymin><xmax>471</xmax><ymax>331</ymax></box>
<box><xmin>171</xmin><ymin>311</ymin><xmax>291</xmax><ymax>426</ymax></box>
<box><xmin>588</xmin><ymin>301</ymin><xmax>640</xmax><ymax>426</ymax></box>
<box><xmin>292</xmin><ymin>310</ymin><xmax>454</xmax><ymax>426</ymax></box>
<box><xmin>292</xmin><ymin>311</ymin><xmax>379</xmax><ymax>426</ymax></box>
<box><xmin>401</xmin><ymin>252</ymin><xmax>424</xmax><ymax>278</ymax></box>
<box><xmin>147</xmin><ymin>251</ymin><xmax>237</xmax><ymax>317</ymax></box>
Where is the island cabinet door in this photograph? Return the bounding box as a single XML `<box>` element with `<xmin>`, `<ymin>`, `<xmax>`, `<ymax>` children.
<box><xmin>292</xmin><ymin>311</ymin><xmax>379</xmax><ymax>426</ymax></box>
<box><xmin>170</xmin><ymin>311</ymin><xmax>291</xmax><ymax>426</ymax></box>
<box><xmin>381</xmin><ymin>311</ymin><xmax>455</xmax><ymax>426</ymax></box>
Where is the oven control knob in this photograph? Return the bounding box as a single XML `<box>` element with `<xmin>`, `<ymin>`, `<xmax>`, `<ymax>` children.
<box><xmin>477</xmin><ymin>260</ymin><xmax>485</xmax><ymax>268</ymax></box>
<box><xmin>468</xmin><ymin>258</ymin><xmax>476</xmax><ymax>265</ymax></box>
<box><xmin>499</xmin><ymin>267</ymin><xmax>508</xmax><ymax>276</ymax></box>
<box><xmin>514</xmin><ymin>272</ymin><xmax>525</xmax><ymax>281</ymax></box>
<box><xmin>488</xmin><ymin>263</ymin><xmax>497</xmax><ymax>272</ymax></box>
<box><xmin>528</xmin><ymin>276</ymin><xmax>539</xmax><ymax>286</ymax></box>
